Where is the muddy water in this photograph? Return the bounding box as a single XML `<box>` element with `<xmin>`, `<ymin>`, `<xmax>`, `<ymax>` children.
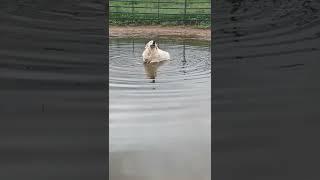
<box><xmin>109</xmin><ymin>38</ymin><xmax>211</xmax><ymax>180</ymax></box>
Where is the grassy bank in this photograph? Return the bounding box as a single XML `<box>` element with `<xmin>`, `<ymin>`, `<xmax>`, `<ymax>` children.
<box><xmin>109</xmin><ymin>0</ymin><xmax>211</xmax><ymax>28</ymax></box>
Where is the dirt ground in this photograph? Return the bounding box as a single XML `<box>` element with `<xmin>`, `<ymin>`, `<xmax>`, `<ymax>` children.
<box><xmin>109</xmin><ymin>26</ymin><xmax>211</xmax><ymax>41</ymax></box>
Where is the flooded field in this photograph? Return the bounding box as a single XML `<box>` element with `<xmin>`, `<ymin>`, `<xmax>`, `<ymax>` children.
<box><xmin>109</xmin><ymin>38</ymin><xmax>211</xmax><ymax>180</ymax></box>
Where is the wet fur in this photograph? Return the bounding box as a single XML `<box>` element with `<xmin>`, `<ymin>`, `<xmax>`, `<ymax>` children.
<box><xmin>142</xmin><ymin>40</ymin><xmax>170</xmax><ymax>63</ymax></box>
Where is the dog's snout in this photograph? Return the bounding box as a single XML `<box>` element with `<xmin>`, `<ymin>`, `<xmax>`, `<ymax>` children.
<box><xmin>150</xmin><ymin>40</ymin><xmax>156</xmax><ymax>48</ymax></box>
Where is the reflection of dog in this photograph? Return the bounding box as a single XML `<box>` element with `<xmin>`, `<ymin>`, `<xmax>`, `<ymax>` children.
<box><xmin>143</xmin><ymin>61</ymin><xmax>167</xmax><ymax>82</ymax></box>
<box><xmin>142</xmin><ymin>40</ymin><xmax>170</xmax><ymax>63</ymax></box>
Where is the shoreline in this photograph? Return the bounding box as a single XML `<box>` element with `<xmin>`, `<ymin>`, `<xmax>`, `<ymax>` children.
<box><xmin>109</xmin><ymin>25</ymin><xmax>211</xmax><ymax>41</ymax></box>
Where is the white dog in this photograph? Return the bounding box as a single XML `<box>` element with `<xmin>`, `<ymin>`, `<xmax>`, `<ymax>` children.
<box><xmin>142</xmin><ymin>40</ymin><xmax>170</xmax><ymax>63</ymax></box>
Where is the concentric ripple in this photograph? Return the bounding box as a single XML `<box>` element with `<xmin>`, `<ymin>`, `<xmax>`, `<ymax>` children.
<box><xmin>109</xmin><ymin>38</ymin><xmax>211</xmax><ymax>180</ymax></box>
<box><xmin>109</xmin><ymin>38</ymin><xmax>211</xmax><ymax>151</ymax></box>
<box><xmin>213</xmin><ymin>0</ymin><xmax>320</xmax><ymax>179</ymax></box>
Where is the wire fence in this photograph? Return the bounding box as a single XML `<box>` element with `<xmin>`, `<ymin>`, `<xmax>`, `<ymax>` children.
<box><xmin>109</xmin><ymin>0</ymin><xmax>211</xmax><ymax>25</ymax></box>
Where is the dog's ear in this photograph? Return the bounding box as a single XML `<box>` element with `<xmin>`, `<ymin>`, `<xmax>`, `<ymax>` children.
<box><xmin>154</xmin><ymin>40</ymin><xmax>160</xmax><ymax>48</ymax></box>
<box><xmin>145</xmin><ymin>40</ymin><xmax>149</xmax><ymax>48</ymax></box>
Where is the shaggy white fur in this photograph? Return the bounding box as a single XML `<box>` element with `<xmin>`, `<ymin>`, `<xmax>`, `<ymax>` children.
<box><xmin>142</xmin><ymin>40</ymin><xmax>170</xmax><ymax>63</ymax></box>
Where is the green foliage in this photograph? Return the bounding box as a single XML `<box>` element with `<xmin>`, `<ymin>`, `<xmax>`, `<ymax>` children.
<box><xmin>109</xmin><ymin>0</ymin><xmax>211</xmax><ymax>28</ymax></box>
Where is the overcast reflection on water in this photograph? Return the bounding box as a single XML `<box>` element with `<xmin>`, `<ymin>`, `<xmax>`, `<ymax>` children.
<box><xmin>109</xmin><ymin>38</ymin><xmax>211</xmax><ymax>180</ymax></box>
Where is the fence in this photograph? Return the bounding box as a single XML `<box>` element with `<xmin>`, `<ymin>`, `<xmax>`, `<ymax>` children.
<box><xmin>109</xmin><ymin>0</ymin><xmax>211</xmax><ymax>25</ymax></box>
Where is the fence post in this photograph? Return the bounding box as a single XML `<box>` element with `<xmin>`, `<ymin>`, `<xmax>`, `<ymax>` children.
<box><xmin>158</xmin><ymin>0</ymin><xmax>160</xmax><ymax>22</ymax></box>
<box><xmin>184</xmin><ymin>0</ymin><xmax>187</xmax><ymax>24</ymax></box>
<box><xmin>131</xmin><ymin>0</ymin><xmax>134</xmax><ymax>13</ymax></box>
<box><xmin>182</xmin><ymin>42</ymin><xmax>186</xmax><ymax>63</ymax></box>
<box><xmin>131</xmin><ymin>0</ymin><xmax>134</xmax><ymax>23</ymax></box>
<box><xmin>182</xmin><ymin>41</ymin><xmax>186</xmax><ymax>74</ymax></box>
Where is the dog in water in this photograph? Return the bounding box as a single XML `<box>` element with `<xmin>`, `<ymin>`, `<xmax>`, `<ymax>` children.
<box><xmin>144</xmin><ymin>60</ymin><xmax>167</xmax><ymax>83</ymax></box>
<box><xmin>142</xmin><ymin>40</ymin><xmax>170</xmax><ymax>63</ymax></box>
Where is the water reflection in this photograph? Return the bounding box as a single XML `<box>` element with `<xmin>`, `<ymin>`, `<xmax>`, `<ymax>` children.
<box><xmin>110</xmin><ymin>38</ymin><xmax>211</xmax><ymax>180</ymax></box>
<box><xmin>143</xmin><ymin>60</ymin><xmax>168</xmax><ymax>83</ymax></box>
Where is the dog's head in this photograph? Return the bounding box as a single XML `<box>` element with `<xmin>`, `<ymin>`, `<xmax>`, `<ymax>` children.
<box><xmin>145</xmin><ymin>40</ymin><xmax>158</xmax><ymax>49</ymax></box>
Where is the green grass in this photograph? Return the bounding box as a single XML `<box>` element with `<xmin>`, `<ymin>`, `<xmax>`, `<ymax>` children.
<box><xmin>109</xmin><ymin>0</ymin><xmax>211</xmax><ymax>27</ymax></box>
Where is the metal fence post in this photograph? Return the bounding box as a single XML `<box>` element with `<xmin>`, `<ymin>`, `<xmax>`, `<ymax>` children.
<box><xmin>182</xmin><ymin>41</ymin><xmax>187</xmax><ymax>74</ymax></box>
<box><xmin>184</xmin><ymin>0</ymin><xmax>187</xmax><ymax>24</ymax></box>
<box><xmin>131</xmin><ymin>1</ymin><xmax>134</xmax><ymax>13</ymax></box>
<box><xmin>158</xmin><ymin>0</ymin><xmax>160</xmax><ymax>22</ymax></box>
<box><xmin>131</xmin><ymin>0</ymin><xmax>134</xmax><ymax>23</ymax></box>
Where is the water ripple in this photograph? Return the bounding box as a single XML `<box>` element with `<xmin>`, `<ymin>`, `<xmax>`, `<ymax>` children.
<box><xmin>213</xmin><ymin>0</ymin><xmax>320</xmax><ymax>179</ymax></box>
<box><xmin>110</xmin><ymin>38</ymin><xmax>211</xmax><ymax>148</ymax></box>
